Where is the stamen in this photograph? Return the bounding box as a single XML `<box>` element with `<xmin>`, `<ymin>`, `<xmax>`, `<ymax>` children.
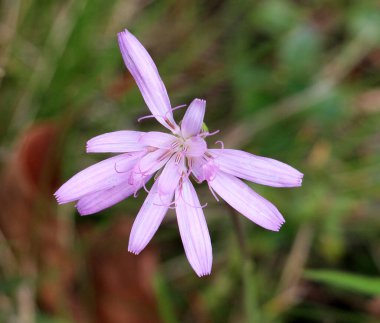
<box><xmin>191</xmin><ymin>173</ymin><xmax>202</xmax><ymax>184</ymax></box>
<box><xmin>163</xmin><ymin>105</ymin><xmax>186</xmax><ymax>129</ymax></box>
<box><xmin>200</xmin><ymin>129</ymin><xmax>220</xmax><ymax>138</ymax></box>
<box><xmin>137</xmin><ymin>111</ymin><xmax>178</xmax><ymax>132</ymax></box>
<box><xmin>174</xmin><ymin>152</ymin><xmax>183</xmax><ymax>165</ymax></box>
<box><xmin>158</xmin><ymin>150</ymin><xmax>173</xmax><ymax>162</ymax></box>
<box><xmin>177</xmin><ymin>183</ymin><xmax>208</xmax><ymax>209</ymax></box>
<box><xmin>142</xmin><ymin>181</ymin><xmax>150</xmax><ymax>194</ymax></box>
<box><xmin>153</xmin><ymin>200</ymin><xmax>177</xmax><ymax>209</ymax></box>
<box><xmin>183</xmin><ymin>198</ymin><xmax>208</xmax><ymax>209</ymax></box>
<box><xmin>187</xmin><ymin>157</ymin><xmax>193</xmax><ymax>170</ymax></box>
<box><xmin>185</xmin><ymin>167</ymin><xmax>193</xmax><ymax>179</ymax></box>
<box><xmin>204</xmin><ymin>151</ymin><xmax>214</xmax><ymax>159</ymax></box>
<box><xmin>137</xmin><ymin>105</ymin><xmax>185</xmax><ymax>132</ymax></box>
<box><xmin>215</xmin><ymin>140</ymin><xmax>224</xmax><ymax>149</ymax></box>
<box><xmin>114</xmin><ymin>163</ymin><xmax>129</xmax><ymax>174</ymax></box>
<box><xmin>154</xmin><ymin>168</ymin><xmax>163</xmax><ymax>181</ymax></box>
<box><xmin>154</xmin><ymin>193</ymin><xmax>179</xmax><ymax>209</ymax></box>
<box><xmin>164</xmin><ymin>118</ymin><xmax>176</xmax><ymax>131</ymax></box>
<box><xmin>171</xmin><ymin>104</ymin><xmax>187</xmax><ymax>112</ymax></box>
<box><xmin>206</xmin><ymin>130</ymin><xmax>220</xmax><ymax>137</ymax></box>
<box><xmin>171</xmin><ymin>141</ymin><xmax>180</xmax><ymax>149</ymax></box>
<box><xmin>137</xmin><ymin>114</ymin><xmax>162</xmax><ymax>123</ymax></box>
<box><xmin>208</xmin><ymin>183</ymin><xmax>219</xmax><ymax>202</ymax></box>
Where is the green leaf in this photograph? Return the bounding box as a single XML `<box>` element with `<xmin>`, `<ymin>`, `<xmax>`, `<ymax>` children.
<box><xmin>304</xmin><ymin>270</ymin><xmax>380</xmax><ymax>296</ymax></box>
<box><xmin>153</xmin><ymin>271</ymin><xmax>178</xmax><ymax>323</ymax></box>
<box><xmin>201</xmin><ymin>122</ymin><xmax>209</xmax><ymax>133</ymax></box>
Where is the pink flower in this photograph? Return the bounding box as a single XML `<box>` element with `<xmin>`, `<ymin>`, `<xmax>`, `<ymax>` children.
<box><xmin>54</xmin><ymin>29</ymin><xmax>303</xmax><ymax>277</ymax></box>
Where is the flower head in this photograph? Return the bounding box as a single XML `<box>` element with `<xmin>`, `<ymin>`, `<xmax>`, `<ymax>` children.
<box><xmin>54</xmin><ymin>29</ymin><xmax>303</xmax><ymax>277</ymax></box>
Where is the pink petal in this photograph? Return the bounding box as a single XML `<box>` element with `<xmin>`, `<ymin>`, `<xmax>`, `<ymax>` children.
<box><xmin>86</xmin><ymin>131</ymin><xmax>144</xmax><ymax>153</ymax></box>
<box><xmin>190</xmin><ymin>157</ymin><xmax>205</xmax><ymax>182</ymax></box>
<box><xmin>181</xmin><ymin>98</ymin><xmax>206</xmax><ymax>138</ymax></box>
<box><xmin>76</xmin><ymin>174</ymin><xmax>152</xmax><ymax>216</ymax></box>
<box><xmin>191</xmin><ymin>157</ymin><xmax>218</xmax><ymax>182</ymax></box>
<box><xmin>54</xmin><ymin>153</ymin><xmax>141</xmax><ymax>204</ymax></box>
<box><xmin>128</xmin><ymin>180</ymin><xmax>173</xmax><ymax>254</ymax></box>
<box><xmin>209</xmin><ymin>172</ymin><xmax>285</xmax><ymax>231</ymax></box>
<box><xmin>139</xmin><ymin>131</ymin><xmax>177</xmax><ymax>149</ymax></box>
<box><xmin>210</xmin><ymin>149</ymin><xmax>303</xmax><ymax>187</ymax></box>
<box><xmin>136</xmin><ymin>148</ymin><xmax>172</xmax><ymax>175</ymax></box>
<box><xmin>175</xmin><ymin>179</ymin><xmax>212</xmax><ymax>277</ymax></box>
<box><xmin>157</xmin><ymin>153</ymin><xmax>184</xmax><ymax>196</ymax></box>
<box><xmin>185</xmin><ymin>136</ymin><xmax>207</xmax><ymax>157</ymax></box>
<box><xmin>118</xmin><ymin>30</ymin><xmax>178</xmax><ymax>131</ymax></box>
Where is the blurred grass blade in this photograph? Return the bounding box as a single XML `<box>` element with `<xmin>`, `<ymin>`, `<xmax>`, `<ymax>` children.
<box><xmin>304</xmin><ymin>270</ymin><xmax>380</xmax><ymax>296</ymax></box>
<box><xmin>243</xmin><ymin>260</ymin><xmax>260</xmax><ymax>323</ymax></box>
<box><xmin>153</xmin><ymin>271</ymin><xmax>178</xmax><ymax>323</ymax></box>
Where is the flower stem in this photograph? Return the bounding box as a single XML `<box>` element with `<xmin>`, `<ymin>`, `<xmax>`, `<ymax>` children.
<box><xmin>227</xmin><ymin>204</ymin><xmax>260</xmax><ymax>323</ymax></box>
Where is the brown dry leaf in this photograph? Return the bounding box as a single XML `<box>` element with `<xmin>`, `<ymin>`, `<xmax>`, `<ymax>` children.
<box><xmin>86</xmin><ymin>217</ymin><xmax>160</xmax><ymax>323</ymax></box>
<box><xmin>0</xmin><ymin>122</ymin><xmax>81</xmax><ymax>320</ymax></box>
<box><xmin>106</xmin><ymin>74</ymin><xmax>135</xmax><ymax>100</ymax></box>
<box><xmin>356</xmin><ymin>88</ymin><xmax>380</xmax><ymax>114</ymax></box>
<box><xmin>1</xmin><ymin>122</ymin><xmax>161</xmax><ymax>322</ymax></box>
<box><xmin>366</xmin><ymin>297</ymin><xmax>380</xmax><ymax>318</ymax></box>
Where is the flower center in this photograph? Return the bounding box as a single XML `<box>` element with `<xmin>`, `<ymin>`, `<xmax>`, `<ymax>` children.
<box><xmin>173</xmin><ymin>135</ymin><xmax>207</xmax><ymax>158</ymax></box>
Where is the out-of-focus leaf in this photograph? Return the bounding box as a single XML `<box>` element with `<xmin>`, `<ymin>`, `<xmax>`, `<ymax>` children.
<box><xmin>36</xmin><ymin>313</ymin><xmax>71</xmax><ymax>323</ymax></box>
<box><xmin>348</xmin><ymin>4</ymin><xmax>380</xmax><ymax>41</ymax></box>
<box><xmin>279</xmin><ymin>25</ymin><xmax>322</xmax><ymax>83</ymax></box>
<box><xmin>153</xmin><ymin>271</ymin><xmax>178</xmax><ymax>323</ymax></box>
<box><xmin>304</xmin><ymin>270</ymin><xmax>380</xmax><ymax>296</ymax></box>
<box><xmin>251</xmin><ymin>0</ymin><xmax>297</xmax><ymax>34</ymax></box>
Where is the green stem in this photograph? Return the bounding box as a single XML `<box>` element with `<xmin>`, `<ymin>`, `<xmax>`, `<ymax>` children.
<box><xmin>228</xmin><ymin>204</ymin><xmax>260</xmax><ymax>323</ymax></box>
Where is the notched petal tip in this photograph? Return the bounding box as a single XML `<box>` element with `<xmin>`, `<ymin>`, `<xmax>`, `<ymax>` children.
<box><xmin>127</xmin><ymin>247</ymin><xmax>140</xmax><ymax>255</ymax></box>
<box><xmin>272</xmin><ymin>221</ymin><xmax>285</xmax><ymax>232</ymax></box>
<box><xmin>298</xmin><ymin>172</ymin><xmax>304</xmax><ymax>185</ymax></box>
<box><xmin>197</xmin><ymin>270</ymin><xmax>212</xmax><ymax>278</ymax></box>
<box><xmin>193</xmin><ymin>98</ymin><xmax>206</xmax><ymax>104</ymax></box>
<box><xmin>175</xmin><ymin>180</ymin><xmax>213</xmax><ymax>277</ymax></box>
<box><xmin>117</xmin><ymin>29</ymin><xmax>127</xmax><ymax>37</ymax></box>
<box><xmin>117</xmin><ymin>29</ymin><xmax>133</xmax><ymax>43</ymax></box>
<box><xmin>210</xmin><ymin>172</ymin><xmax>286</xmax><ymax>231</ymax></box>
<box><xmin>54</xmin><ymin>191</ymin><xmax>67</xmax><ymax>205</ymax></box>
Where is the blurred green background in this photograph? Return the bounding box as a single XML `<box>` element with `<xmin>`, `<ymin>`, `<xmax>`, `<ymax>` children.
<box><xmin>1</xmin><ymin>0</ymin><xmax>380</xmax><ymax>322</ymax></box>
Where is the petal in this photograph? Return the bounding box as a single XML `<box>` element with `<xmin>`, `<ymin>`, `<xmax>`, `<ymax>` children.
<box><xmin>76</xmin><ymin>174</ymin><xmax>152</xmax><ymax>215</ymax></box>
<box><xmin>181</xmin><ymin>98</ymin><xmax>206</xmax><ymax>138</ymax></box>
<box><xmin>118</xmin><ymin>30</ymin><xmax>178</xmax><ymax>131</ymax></box>
<box><xmin>185</xmin><ymin>136</ymin><xmax>207</xmax><ymax>157</ymax></box>
<box><xmin>128</xmin><ymin>180</ymin><xmax>173</xmax><ymax>254</ymax></box>
<box><xmin>86</xmin><ymin>131</ymin><xmax>145</xmax><ymax>153</ymax></box>
<box><xmin>191</xmin><ymin>157</ymin><xmax>218</xmax><ymax>182</ymax></box>
<box><xmin>139</xmin><ymin>131</ymin><xmax>177</xmax><ymax>149</ymax></box>
<box><xmin>175</xmin><ymin>179</ymin><xmax>212</xmax><ymax>277</ymax></box>
<box><xmin>157</xmin><ymin>153</ymin><xmax>184</xmax><ymax>196</ymax></box>
<box><xmin>209</xmin><ymin>172</ymin><xmax>285</xmax><ymax>231</ymax></box>
<box><xmin>210</xmin><ymin>149</ymin><xmax>303</xmax><ymax>187</ymax></box>
<box><xmin>190</xmin><ymin>157</ymin><xmax>205</xmax><ymax>182</ymax></box>
<box><xmin>136</xmin><ymin>148</ymin><xmax>172</xmax><ymax>175</ymax></box>
<box><xmin>54</xmin><ymin>153</ymin><xmax>141</xmax><ymax>204</ymax></box>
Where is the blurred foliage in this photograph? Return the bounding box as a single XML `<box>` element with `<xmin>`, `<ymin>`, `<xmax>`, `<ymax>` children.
<box><xmin>1</xmin><ymin>0</ymin><xmax>380</xmax><ymax>322</ymax></box>
<box><xmin>305</xmin><ymin>270</ymin><xmax>380</xmax><ymax>296</ymax></box>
